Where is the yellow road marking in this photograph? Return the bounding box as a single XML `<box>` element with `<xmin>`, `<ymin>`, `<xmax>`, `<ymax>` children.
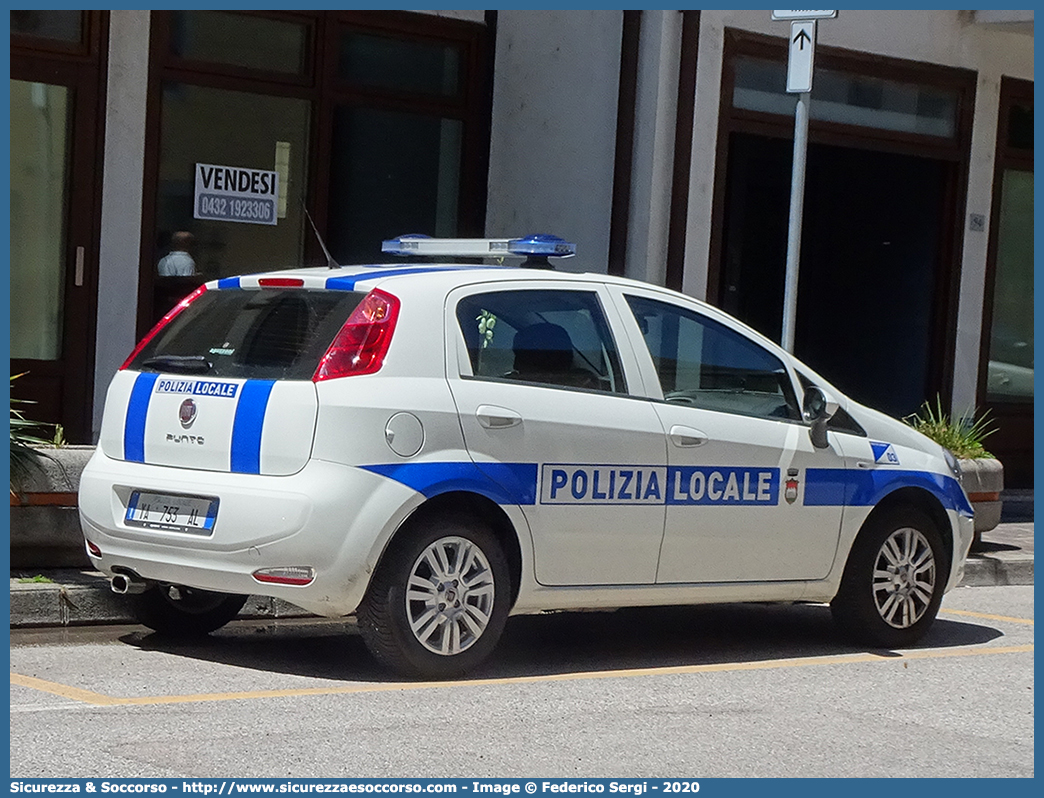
<box><xmin>11</xmin><ymin>643</ymin><xmax>1033</xmax><ymax>708</ymax></box>
<box><xmin>941</xmin><ymin>609</ymin><xmax>1034</xmax><ymax>625</ymax></box>
<box><xmin>10</xmin><ymin>673</ymin><xmax>119</xmax><ymax>707</ymax></box>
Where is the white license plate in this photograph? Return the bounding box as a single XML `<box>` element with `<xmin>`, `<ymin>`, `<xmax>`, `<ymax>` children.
<box><xmin>125</xmin><ymin>491</ymin><xmax>219</xmax><ymax>535</ymax></box>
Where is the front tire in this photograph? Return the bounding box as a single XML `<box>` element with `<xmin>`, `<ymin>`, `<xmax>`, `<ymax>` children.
<box><xmin>831</xmin><ymin>506</ymin><xmax>946</xmax><ymax>648</ymax></box>
<box><xmin>129</xmin><ymin>584</ymin><xmax>248</xmax><ymax>637</ymax></box>
<box><xmin>357</xmin><ymin>516</ymin><xmax>511</xmax><ymax>678</ymax></box>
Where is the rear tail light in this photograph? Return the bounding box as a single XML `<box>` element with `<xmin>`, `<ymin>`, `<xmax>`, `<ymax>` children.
<box><xmin>84</xmin><ymin>539</ymin><xmax>101</xmax><ymax>558</ymax></box>
<box><xmin>313</xmin><ymin>288</ymin><xmax>400</xmax><ymax>381</ymax></box>
<box><xmin>252</xmin><ymin>566</ymin><xmax>316</xmax><ymax>586</ymax></box>
<box><xmin>119</xmin><ymin>285</ymin><xmax>208</xmax><ymax>370</ymax></box>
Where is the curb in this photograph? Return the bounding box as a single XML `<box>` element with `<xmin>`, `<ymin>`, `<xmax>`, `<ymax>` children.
<box><xmin>10</xmin><ymin>576</ymin><xmax>310</xmax><ymax>629</ymax></box>
<box><xmin>959</xmin><ymin>555</ymin><xmax>1034</xmax><ymax>587</ymax></box>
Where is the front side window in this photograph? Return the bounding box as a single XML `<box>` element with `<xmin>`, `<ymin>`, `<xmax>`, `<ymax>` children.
<box><xmin>626</xmin><ymin>294</ymin><xmax>800</xmax><ymax>421</ymax></box>
<box><xmin>456</xmin><ymin>289</ymin><xmax>626</xmax><ymax>394</ymax></box>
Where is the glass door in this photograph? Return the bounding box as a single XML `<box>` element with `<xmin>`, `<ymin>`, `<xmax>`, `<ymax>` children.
<box><xmin>10</xmin><ymin>12</ymin><xmax>106</xmax><ymax>443</ymax></box>
<box><xmin>10</xmin><ymin>80</ymin><xmax>70</xmax><ymax>364</ymax></box>
<box><xmin>980</xmin><ymin>78</ymin><xmax>1033</xmax><ymax>487</ymax></box>
<box><xmin>153</xmin><ymin>81</ymin><xmax>312</xmax><ymax>321</ymax></box>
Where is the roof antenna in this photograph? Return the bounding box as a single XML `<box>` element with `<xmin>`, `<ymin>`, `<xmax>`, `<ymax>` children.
<box><xmin>303</xmin><ymin>205</ymin><xmax>339</xmax><ymax>270</ymax></box>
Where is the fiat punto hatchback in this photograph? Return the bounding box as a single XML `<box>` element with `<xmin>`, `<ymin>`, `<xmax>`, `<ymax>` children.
<box><xmin>79</xmin><ymin>235</ymin><xmax>975</xmax><ymax>677</ymax></box>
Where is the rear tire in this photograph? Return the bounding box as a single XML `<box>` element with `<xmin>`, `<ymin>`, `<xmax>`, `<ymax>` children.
<box><xmin>831</xmin><ymin>506</ymin><xmax>946</xmax><ymax>648</ymax></box>
<box><xmin>357</xmin><ymin>516</ymin><xmax>511</xmax><ymax>679</ymax></box>
<box><xmin>130</xmin><ymin>584</ymin><xmax>248</xmax><ymax>637</ymax></box>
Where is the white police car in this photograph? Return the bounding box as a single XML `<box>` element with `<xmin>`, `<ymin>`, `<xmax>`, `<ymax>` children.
<box><xmin>79</xmin><ymin>235</ymin><xmax>975</xmax><ymax>678</ymax></box>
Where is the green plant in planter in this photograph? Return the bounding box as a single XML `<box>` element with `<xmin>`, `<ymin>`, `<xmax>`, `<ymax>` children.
<box><xmin>10</xmin><ymin>373</ymin><xmax>60</xmax><ymax>496</ymax></box>
<box><xmin>903</xmin><ymin>397</ymin><xmax>996</xmax><ymax>460</ymax></box>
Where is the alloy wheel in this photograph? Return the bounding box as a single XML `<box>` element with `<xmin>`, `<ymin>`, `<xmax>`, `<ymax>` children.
<box><xmin>872</xmin><ymin>526</ymin><xmax>937</xmax><ymax>629</ymax></box>
<box><xmin>405</xmin><ymin>536</ymin><xmax>496</xmax><ymax>656</ymax></box>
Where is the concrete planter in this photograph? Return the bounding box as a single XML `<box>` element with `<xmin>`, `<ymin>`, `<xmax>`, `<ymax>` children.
<box><xmin>10</xmin><ymin>445</ymin><xmax>94</xmax><ymax>568</ymax></box>
<box><xmin>960</xmin><ymin>456</ymin><xmax>1004</xmax><ymax>543</ymax></box>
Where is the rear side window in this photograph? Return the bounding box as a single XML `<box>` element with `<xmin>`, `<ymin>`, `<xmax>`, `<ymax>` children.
<box><xmin>456</xmin><ymin>289</ymin><xmax>626</xmax><ymax>394</ymax></box>
<box><xmin>129</xmin><ymin>289</ymin><xmax>365</xmax><ymax>380</ymax></box>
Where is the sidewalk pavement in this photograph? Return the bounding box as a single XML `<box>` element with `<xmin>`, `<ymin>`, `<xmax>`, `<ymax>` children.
<box><xmin>10</xmin><ymin>497</ymin><xmax>1034</xmax><ymax>629</ymax></box>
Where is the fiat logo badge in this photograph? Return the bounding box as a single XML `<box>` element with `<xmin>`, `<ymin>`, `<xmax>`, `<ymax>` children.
<box><xmin>179</xmin><ymin>398</ymin><xmax>197</xmax><ymax>429</ymax></box>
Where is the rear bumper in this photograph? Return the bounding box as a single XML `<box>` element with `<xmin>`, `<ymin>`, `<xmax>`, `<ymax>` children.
<box><xmin>78</xmin><ymin>451</ymin><xmax>420</xmax><ymax>616</ymax></box>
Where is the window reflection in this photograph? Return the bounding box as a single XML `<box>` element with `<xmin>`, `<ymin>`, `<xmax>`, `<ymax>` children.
<box><xmin>10</xmin><ymin>10</ymin><xmax>82</xmax><ymax>43</ymax></box>
<box><xmin>733</xmin><ymin>57</ymin><xmax>957</xmax><ymax>138</ymax></box>
<box><xmin>986</xmin><ymin>169</ymin><xmax>1033</xmax><ymax>401</ymax></box>
<box><xmin>339</xmin><ymin>32</ymin><xmax>461</xmax><ymax>96</ymax></box>
<box><xmin>170</xmin><ymin>11</ymin><xmax>308</xmax><ymax>75</ymax></box>
<box><xmin>10</xmin><ymin>80</ymin><xmax>69</xmax><ymax>360</ymax></box>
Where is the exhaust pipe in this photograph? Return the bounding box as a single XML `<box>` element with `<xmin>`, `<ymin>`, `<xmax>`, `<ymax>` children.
<box><xmin>110</xmin><ymin>573</ymin><xmax>149</xmax><ymax>595</ymax></box>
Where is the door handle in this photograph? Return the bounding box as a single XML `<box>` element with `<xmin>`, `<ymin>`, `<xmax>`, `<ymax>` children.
<box><xmin>669</xmin><ymin>425</ymin><xmax>708</xmax><ymax>448</ymax></box>
<box><xmin>476</xmin><ymin>405</ymin><xmax>522</xmax><ymax>430</ymax></box>
<box><xmin>74</xmin><ymin>246</ymin><xmax>85</xmax><ymax>287</ymax></box>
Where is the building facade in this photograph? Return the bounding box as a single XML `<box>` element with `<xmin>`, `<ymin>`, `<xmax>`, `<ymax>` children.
<box><xmin>9</xmin><ymin>9</ymin><xmax>1034</xmax><ymax>485</ymax></box>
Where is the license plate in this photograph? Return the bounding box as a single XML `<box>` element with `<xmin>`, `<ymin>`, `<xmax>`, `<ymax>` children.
<box><xmin>125</xmin><ymin>491</ymin><xmax>219</xmax><ymax>535</ymax></box>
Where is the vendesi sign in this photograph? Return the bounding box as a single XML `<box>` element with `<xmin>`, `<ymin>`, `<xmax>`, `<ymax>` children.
<box><xmin>194</xmin><ymin>163</ymin><xmax>279</xmax><ymax>226</ymax></box>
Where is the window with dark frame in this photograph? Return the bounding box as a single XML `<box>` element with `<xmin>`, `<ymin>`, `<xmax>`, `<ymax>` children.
<box><xmin>982</xmin><ymin>80</ymin><xmax>1033</xmax><ymax>405</ymax></box>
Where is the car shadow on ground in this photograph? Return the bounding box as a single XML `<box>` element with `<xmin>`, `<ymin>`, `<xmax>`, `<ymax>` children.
<box><xmin>971</xmin><ymin>540</ymin><xmax>1022</xmax><ymax>554</ymax></box>
<box><xmin>119</xmin><ymin>601</ymin><xmax>1005</xmax><ymax>685</ymax></box>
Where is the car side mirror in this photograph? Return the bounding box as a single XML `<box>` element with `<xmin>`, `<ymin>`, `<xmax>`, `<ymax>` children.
<box><xmin>803</xmin><ymin>385</ymin><xmax>839</xmax><ymax>450</ymax></box>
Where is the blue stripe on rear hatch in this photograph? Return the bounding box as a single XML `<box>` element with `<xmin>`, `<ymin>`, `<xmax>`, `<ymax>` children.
<box><xmin>325</xmin><ymin>266</ymin><xmax>477</xmax><ymax>291</ymax></box>
<box><xmin>217</xmin><ymin>277</ymin><xmax>241</xmax><ymax>289</ymax></box>
<box><xmin>124</xmin><ymin>372</ymin><xmax>159</xmax><ymax>462</ymax></box>
<box><xmin>230</xmin><ymin>380</ymin><xmax>275</xmax><ymax>474</ymax></box>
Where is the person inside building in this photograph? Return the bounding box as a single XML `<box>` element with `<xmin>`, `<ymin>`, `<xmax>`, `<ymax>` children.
<box><xmin>157</xmin><ymin>230</ymin><xmax>197</xmax><ymax>276</ymax></box>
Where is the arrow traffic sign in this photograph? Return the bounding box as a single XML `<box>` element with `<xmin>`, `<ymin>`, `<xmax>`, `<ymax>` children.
<box><xmin>786</xmin><ymin>20</ymin><xmax>816</xmax><ymax>93</ymax></box>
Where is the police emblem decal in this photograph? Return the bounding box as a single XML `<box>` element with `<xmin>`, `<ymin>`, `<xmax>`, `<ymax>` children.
<box><xmin>784</xmin><ymin>469</ymin><xmax>799</xmax><ymax>505</ymax></box>
<box><xmin>179</xmin><ymin>398</ymin><xmax>197</xmax><ymax>429</ymax></box>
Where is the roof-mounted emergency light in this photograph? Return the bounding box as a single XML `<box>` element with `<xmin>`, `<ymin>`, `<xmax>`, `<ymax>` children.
<box><xmin>381</xmin><ymin>234</ymin><xmax>576</xmax><ymax>268</ymax></box>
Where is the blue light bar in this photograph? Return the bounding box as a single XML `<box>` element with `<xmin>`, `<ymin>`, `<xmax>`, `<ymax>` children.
<box><xmin>507</xmin><ymin>234</ymin><xmax>576</xmax><ymax>258</ymax></box>
<box><xmin>382</xmin><ymin>236</ymin><xmax>508</xmax><ymax>257</ymax></box>
<box><xmin>381</xmin><ymin>234</ymin><xmax>576</xmax><ymax>260</ymax></box>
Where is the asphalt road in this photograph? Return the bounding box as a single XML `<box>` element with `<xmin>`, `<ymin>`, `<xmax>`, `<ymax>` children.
<box><xmin>9</xmin><ymin>585</ymin><xmax>1034</xmax><ymax>779</ymax></box>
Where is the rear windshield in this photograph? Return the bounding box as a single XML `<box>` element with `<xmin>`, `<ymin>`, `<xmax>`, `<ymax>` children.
<box><xmin>129</xmin><ymin>288</ymin><xmax>365</xmax><ymax>380</ymax></box>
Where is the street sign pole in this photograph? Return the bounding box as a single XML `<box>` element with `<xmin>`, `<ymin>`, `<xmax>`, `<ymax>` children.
<box><xmin>778</xmin><ymin>16</ymin><xmax>824</xmax><ymax>353</ymax></box>
<box><xmin>782</xmin><ymin>88</ymin><xmax>810</xmax><ymax>354</ymax></box>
